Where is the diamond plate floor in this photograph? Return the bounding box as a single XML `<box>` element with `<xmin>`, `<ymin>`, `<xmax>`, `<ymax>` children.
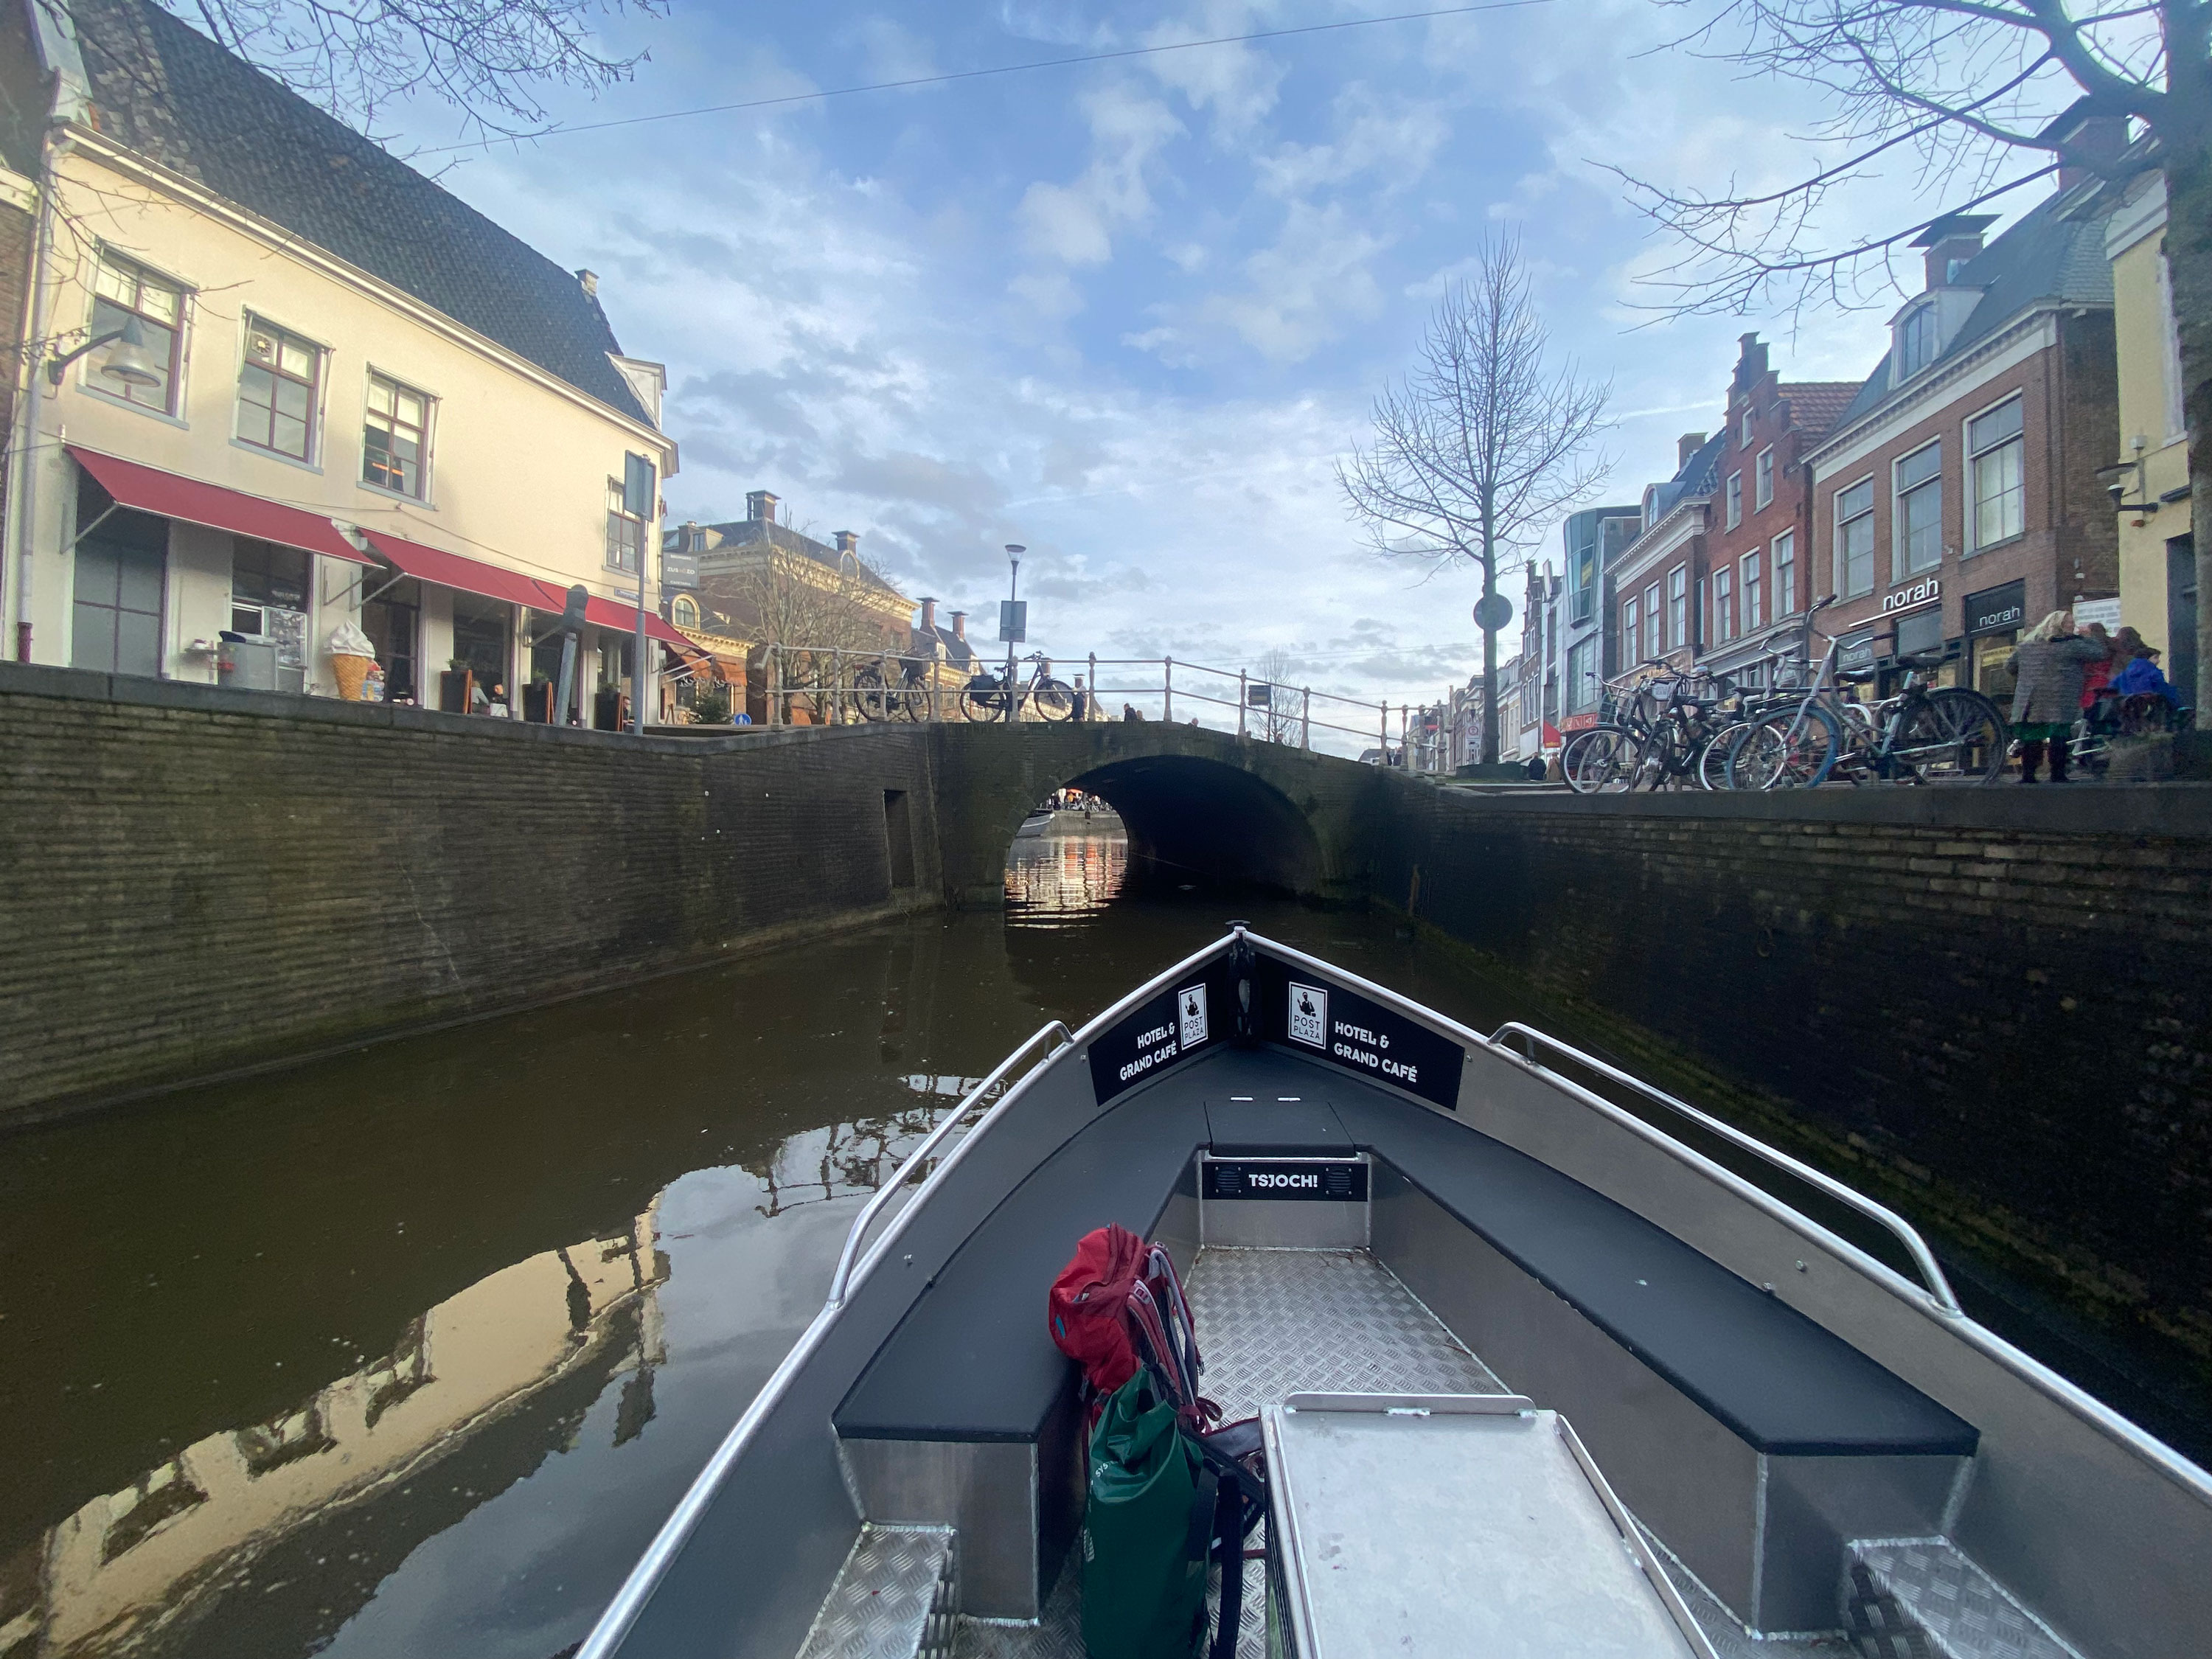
<box><xmin>953</xmin><ymin>1248</ymin><xmax>1499</xmax><ymax>1658</ymax></box>
<box><xmin>800</xmin><ymin>1525</ymin><xmax>956</xmax><ymax>1659</ymax></box>
<box><xmin>1845</xmin><ymin>1538</ymin><xmax>2081</xmax><ymax>1659</ymax></box>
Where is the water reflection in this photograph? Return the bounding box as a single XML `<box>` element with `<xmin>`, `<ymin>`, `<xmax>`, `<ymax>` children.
<box><xmin>1004</xmin><ymin>829</ymin><xmax>1127</xmax><ymax>920</ymax></box>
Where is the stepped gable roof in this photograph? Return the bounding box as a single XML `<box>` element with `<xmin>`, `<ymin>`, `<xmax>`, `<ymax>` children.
<box><xmin>1777</xmin><ymin>382</ymin><xmax>1860</xmax><ymax>439</ymax></box>
<box><xmin>1832</xmin><ymin>193</ymin><xmax>2114</xmax><ymax>431</ymax></box>
<box><xmin>66</xmin><ymin>0</ymin><xmax>653</xmax><ymax>426</ymax></box>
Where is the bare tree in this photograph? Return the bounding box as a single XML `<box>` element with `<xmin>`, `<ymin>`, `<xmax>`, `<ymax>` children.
<box><xmin>1339</xmin><ymin>234</ymin><xmax>1611</xmax><ymax>765</ymax></box>
<box><xmin>708</xmin><ymin>554</ymin><xmax>900</xmax><ymax>723</ymax></box>
<box><xmin>1253</xmin><ymin>647</ymin><xmax>1302</xmax><ymax>743</ymax></box>
<box><xmin>1613</xmin><ymin>0</ymin><xmax>2212</xmax><ymax>710</ymax></box>
<box><xmin>137</xmin><ymin>0</ymin><xmax>664</xmax><ymax>137</ymax></box>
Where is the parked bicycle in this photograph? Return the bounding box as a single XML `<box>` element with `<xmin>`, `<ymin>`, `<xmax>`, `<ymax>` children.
<box><xmin>849</xmin><ymin>652</ymin><xmax>939</xmax><ymax>722</ymax></box>
<box><xmin>1728</xmin><ymin>598</ymin><xmax>2008</xmax><ymax>787</ymax></box>
<box><xmin>961</xmin><ymin>652</ymin><xmax>1079</xmax><ymax>723</ymax></box>
<box><xmin>1561</xmin><ymin>662</ymin><xmax>1741</xmax><ymax>792</ymax></box>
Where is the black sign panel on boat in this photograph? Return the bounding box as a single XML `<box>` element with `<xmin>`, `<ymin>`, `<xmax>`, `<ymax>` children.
<box><xmin>1203</xmin><ymin>1159</ymin><xmax>1369</xmax><ymax>1201</ymax></box>
<box><xmin>1088</xmin><ymin>961</ymin><xmax>1234</xmax><ymax>1102</ymax></box>
<box><xmin>1256</xmin><ymin>955</ymin><xmax>1464</xmax><ymax>1110</ymax></box>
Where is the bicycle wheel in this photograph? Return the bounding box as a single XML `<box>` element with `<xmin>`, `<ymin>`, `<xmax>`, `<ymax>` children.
<box><xmin>960</xmin><ymin>686</ymin><xmax>1003</xmax><ymax>723</ymax></box>
<box><xmin>1562</xmin><ymin>725</ymin><xmax>1638</xmax><ymax>793</ymax></box>
<box><xmin>1893</xmin><ymin>687</ymin><xmax>2008</xmax><ymax>783</ymax></box>
<box><xmin>1029</xmin><ymin>678</ymin><xmax>1077</xmax><ymax>721</ymax></box>
<box><xmin>1698</xmin><ymin>723</ymin><xmax>1753</xmax><ymax>790</ymax></box>
<box><xmin>1731</xmin><ymin>703</ymin><xmax>1842</xmax><ymax>789</ymax></box>
<box><xmin>850</xmin><ymin>666</ymin><xmax>894</xmax><ymax>722</ymax></box>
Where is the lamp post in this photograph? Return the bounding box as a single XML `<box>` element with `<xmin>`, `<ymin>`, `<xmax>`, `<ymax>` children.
<box><xmin>1002</xmin><ymin>543</ymin><xmax>1024</xmax><ymax>723</ymax></box>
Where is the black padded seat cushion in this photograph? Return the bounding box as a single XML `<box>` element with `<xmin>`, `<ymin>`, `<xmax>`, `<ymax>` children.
<box><xmin>1330</xmin><ymin>1093</ymin><xmax>1978</xmax><ymax>1457</ymax></box>
<box><xmin>835</xmin><ymin>1087</ymin><xmax>1207</xmax><ymax>1441</ymax></box>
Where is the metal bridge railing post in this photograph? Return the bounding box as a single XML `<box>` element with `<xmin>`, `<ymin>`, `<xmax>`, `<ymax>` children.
<box><xmin>767</xmin><ymin>646</ymin><xmax>781</xmax><ymax>726</ymax></box>
<box><xmin>1302</xmin><ymin>686</ymin><xmax>1311</xmax><ymax>750</ymax></box>
<box><xmin>1239</xmin><ymin>669</ymin><xmax>1248</xmax><ymax>740</ymax></box>
<box><xmin>1088</xmin><ymin>653</ymin><xmax>1097</xmax><ymax>721</ymax></box>
<box><xmin>830</xmin><ymin>649</ymin><xmax>843</xmax><ymax>725</ymax></box>
<box><xmin>1164</xmin><ymin>655</ymin><xmax>1174</xmax><ymax>723</ymax></box>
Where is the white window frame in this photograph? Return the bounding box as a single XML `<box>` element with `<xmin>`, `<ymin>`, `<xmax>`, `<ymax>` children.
<box><xmin>1834</xmin><ymin>474</ymin><xmax>1877</xmax><ymax>599</ymax></box>
<box><xmin>1713</xmin><ymin>564</ymin><xmax>1733</xmax><ymax>643</ymax></box>
<box><xmin>1623</xmin><ymin>598</ymin><xmax>1640</xmax><ymax>670</ymax></box>
<box><xmin>1643</xmin><ymin>582</ymin><xmax>1661</xmax><ymax>659</ymax></box>
<box><xmin>234</xmin><ymin>313</ymin><xmax>328</xmax><ymax>468</ymax></box>
<box><xmin>1891</xmin><ymin>439</ymin><xmax>1944</xmax><ymax>581</ymax></box>
<box><xmin>1772</xmin><ymin>529</ymin><xmax>1795</xmax><ymax>617</ymax></box>
<box><xmin>1666</xmin><ymin>567</ymin><xmax>1687</xmax><ymax>651</ymax></box>
<box><xmin>607</xmin><ymin>477</ymin><xmax>647</xmax><ymax>574</ymax></box>
<box><xmin>1741</xmin><ymin>408</ymin><xmax>1755</xmax><ymax>448</ymax></box>
<box><xmin>1896</xmin><ymin>303</ymin><xmax>1938</xmax><ymax>379</ymax></box>
<box><xmin>361</xmin><ymin>369</ymin><xmax>437</xmax><ymax>502</ymax></box>
<box><xmin>1726</xmin><ymin>471</ymin><xmax>1743</xmax><ymax>529</ymax></box>
<box><xmin>84</xmin><ymin>248</ymin><xmax>191</xmax><ymax>421</ymax></box>
<box><xmin>1964</xmin><ymin>392</ymin><xmax>2025</xmax><ymax>553</ymax></box>
<box><xmin>1754</xmin><ymin>446</ymin><xmax>1774</xmax><ymax>510</ymax></box>
<box><xmin>1741</xmin><ymin>550</ymin><xmax>1763</xmax><ymax>632</ymax></box>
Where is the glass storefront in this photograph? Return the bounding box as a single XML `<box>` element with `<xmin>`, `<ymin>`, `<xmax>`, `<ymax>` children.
<box><xmin>1964</xmin><ymin>579</ymin><xmax>2026</xmax><ymax>703</ymax></box>
<box><xmin>450</xmin><ymin>594</ymin><xmax>512</xmax><ymax>709</ymax></box>
<box><xmin>361</xmin><ymin>576</ymin><xmax>421</xmax><ymax>703</ymax></box>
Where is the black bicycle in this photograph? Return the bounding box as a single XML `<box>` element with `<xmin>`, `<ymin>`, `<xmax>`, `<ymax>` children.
<box><xmin>961</xmin><ymin>653</ymin><xmax>1078</xmax><ymax>723</ymax></box>
<box><xmin>849</xmin><ymin>653</ymin><xmax>936</xmax><ymax>722</ymax></box>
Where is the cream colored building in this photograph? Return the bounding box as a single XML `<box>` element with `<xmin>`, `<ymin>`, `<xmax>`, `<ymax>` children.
<box><xmin>2100</xmin><ymin>167</ymin><xmax>2197</xmax><ymax>690</ymax></box>
<box><xmin>2</xmin><ymin>0</ymin><xmax>682</xmax><ymax>720</ymax></box>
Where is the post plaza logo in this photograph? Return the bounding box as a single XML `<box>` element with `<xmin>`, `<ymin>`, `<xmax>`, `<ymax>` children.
<box><xmin>1288</xmin><ymin>984</ymin><xmax>1328</xmax><ymax>1049</ymax></box>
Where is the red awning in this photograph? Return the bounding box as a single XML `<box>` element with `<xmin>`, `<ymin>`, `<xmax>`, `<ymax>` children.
<box><xmin>361</xmin><ymin>531</ymin><xmax>549</xmax><ymax>611</ymax></box>
<box><xmin>69</xmin><ymin>446</ymin><xmax>372</xmax><ymax>565</ymax></box>
<box><xmin>532</xmin><ymin>580</ymin><xmax>690</xmax><ymax>648</ymax></box>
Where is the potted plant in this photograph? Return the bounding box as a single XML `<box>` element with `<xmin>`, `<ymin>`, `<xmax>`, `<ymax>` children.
<box><xmin>438</xmin><ymin>658</ymin><xmax>474</xmax><ymax>714</ymax></box>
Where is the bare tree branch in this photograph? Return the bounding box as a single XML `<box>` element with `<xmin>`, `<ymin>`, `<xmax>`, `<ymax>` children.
<box><xmin>1339</xmin><ymin>233</ymin><xmax>1610</xmax><ymax>763</ymax></box>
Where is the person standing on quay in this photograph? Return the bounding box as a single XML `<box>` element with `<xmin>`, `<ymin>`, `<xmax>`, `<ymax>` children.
<box><xmin>2007</xmin><ymin>611</ymin><xmax>2110</xmax><ymax>782</ymax></box>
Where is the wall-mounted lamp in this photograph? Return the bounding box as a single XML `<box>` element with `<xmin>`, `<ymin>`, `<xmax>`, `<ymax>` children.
<box><xmin>45</xmin><ymin>314</ymin><xmax>163</xmax><ymax>389</ymax></box>
<box><xmin>2094</xmin><ymin>449</ymin><xmax>2160</xmax><ymax>521</ymax></box>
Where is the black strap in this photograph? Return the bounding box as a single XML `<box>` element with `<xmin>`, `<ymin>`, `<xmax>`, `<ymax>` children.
<box><xmin>1185</xmin><ymin>1465</ymin><xmax>1220</xmax><ymax>1568</ymax></box>
<box><xmin>1208</xmin><ymin>1474</ymin><xmax>1244</xmax><ymax>1659</ymax></box>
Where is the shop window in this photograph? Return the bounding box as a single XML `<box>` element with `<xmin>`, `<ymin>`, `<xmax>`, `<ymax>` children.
<box><xmin>1894</xmin><ymin>441</ymin><xmax>1943</xmax><ymax>577</ymax></box>
<box><xmin>1969</xmin><ymin>396</ymin><xmax>2025</xmax><ymax>549</ymax></box>
<box><xmin>1973</xmin><ymin>631</ymin><xmax>2018</xmax><ymax>699</ymax></box>
<box><xmin>232</xmin><ymin>538</ymin><xmax>310</xmax><ymax>691</ymax></box>
<box><xmin>364</xmin><ymin>373</ymin><xmax>431</xmax><ymax>497</ymax></box>
<box><xmin>1713</xmin><ymin>566</ymin><xmax>1733</xmax><ymax>643</ymax></box>
<box><xmin>1836</xmin><ymin>478</ymin><xmax>1876</xmax><ymax>597</ymax></box>
<box><xmin>73</xmin><ymin>512</ymin><xmax>166</xmax><ymax>678</ymax></box>
<box><xmin>1895</xmin><ymin>607</ymin><xmax>1944</xmax><ymax>660</ymax></box>
<box><xmin>89</xmin><ymin>250</ymin><xmax>185</xmax><ymax>415</ymax></box>
<box><xmin>450</xmin><ymin>594</ymin><xmax>512</xmax><ymax>700</ymax></box>
<box><xmin>1742</xmin><ymin>552</ymin><xmax>1763</xmax><ymax>631</ymax></box>
<box><xmin>1755</xmin><ymin>447</ymin><xmax>1774</xmax><ymax>509</ymax></box>
<box><xmin>1773</xmin><ymin>529</ymin><xmax>1795</xmax><ymax>616</ymax></box>
<box><xmin>237</xmin><ymin>316</ymin><xmax>321</xmax><ymax>460</ymax></box>
<box><xmin>1726</xmin><ymin>471</ymin><xmax>1743</xmax><ymax>529</ymax></box>
<box><xmin>1668</xmin><ymin>567</ymin><xmax>1687</xmax><ymax>650</ymax></box>
<box><xmin>607</xmin><ymin>479</ymin><xmax>645</xmax><ymax>573</ymax></box>
<box><xmin>363</xmin><ymin>574</ymin><xmax>421</xmax><ymax>703</ymax></box>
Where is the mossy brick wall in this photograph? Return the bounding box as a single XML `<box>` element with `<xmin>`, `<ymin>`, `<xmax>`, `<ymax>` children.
<box><xmin>0</xmin><ymin>664</ymin><xmax>942</xmax><ymax>1122</ymax></box>
<box><xmin>1371</xmin><ymin>782</ymin><xmax>2212</xmax><ymax>1354</ymax></box>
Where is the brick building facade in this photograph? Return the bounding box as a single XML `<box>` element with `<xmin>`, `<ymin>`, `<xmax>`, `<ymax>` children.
<box><xmin>1804</xmin><ymin>167</ymin><xmax>2121</xmax><ymax>701</ymax></box>
<box><xmin>1613</xmin><ymin>431</ymin><xmax>1724</xmax><ymax>679</ymax></box>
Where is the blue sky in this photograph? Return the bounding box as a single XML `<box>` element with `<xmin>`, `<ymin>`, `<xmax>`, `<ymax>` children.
<box><xmin>385</xmin><ymin>0</ymin><xmax>1941</xmax><ymax>727</ymax></box>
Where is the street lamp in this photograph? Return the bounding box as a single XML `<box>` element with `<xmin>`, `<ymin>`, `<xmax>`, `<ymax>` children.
<box><xmin>46</xmin><ymin>314</ymin><xmax>163</xmax><ymax>389</ymax></box>
<box><xmin>1002</xmin><ymin>544</ymin><xmax>1025</xmax><ymax>715</ymax></box>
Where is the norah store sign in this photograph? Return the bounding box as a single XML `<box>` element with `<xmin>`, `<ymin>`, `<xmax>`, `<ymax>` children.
<box><xmin>1882</xmin><ymin>577</ymin><xmax>1940</xmax><ymax>616</ymax></box>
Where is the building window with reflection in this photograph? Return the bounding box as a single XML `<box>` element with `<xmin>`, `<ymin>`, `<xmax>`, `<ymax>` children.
<box><xmin>1894</xmin><ymin>441</ymin><xmax>1942</xmax><ymax>578</ymax></box>
<box><xmin>1969</xmin><ymin>396</ymin><xmax>2025</xmax><ymax>550</ymax></box>
<box><xmin>89</xmin><ymin>250</ymin><xmax>186</xmax><ymax>414</ymax></box>
<box><xmin>1836</xmin><ymin>479</ymin><xmax>1876</xmax><ymax>597</ymax></box>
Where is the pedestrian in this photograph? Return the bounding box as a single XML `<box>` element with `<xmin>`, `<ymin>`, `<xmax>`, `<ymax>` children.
<box><xmin>2006</xmin><ymin>610</ymin><xmax>2110</xmax><ymax>782</ymax></box>
<box><xmin>1071</xmin><ymin>675</ymin><xmax>1089</xmax><ymax>720</ymax></box>
<box><xmin>2110</xmin><ymin>647</ymin><xmax>2184</xmax><ymax>710</ymax></box>
<box><xmin>1123</xmin><ymin>702</ymin><xmax>1144</xmax><ymax>721</ymax></box>
<box><xmin>2110</xmin><ymin>625</ymin><xmax>2152</xmax><ymax>662</ymax></box>
<box><xmin>2079</xmin><ymin>622</ymin><xmax>2117</xmax><ymax>711</ymax></box>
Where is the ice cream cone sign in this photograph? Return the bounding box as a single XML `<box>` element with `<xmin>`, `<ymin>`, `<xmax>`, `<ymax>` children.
<box><xmin>327</xmin><ymin>620</ymin><xmax>378</xmax><ymax>701</ymax></box>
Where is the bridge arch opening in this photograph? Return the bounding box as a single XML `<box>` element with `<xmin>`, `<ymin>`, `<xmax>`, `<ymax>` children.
<box><xmin>1025</xmin><ymin>754</ymin><xmax>1326</xmax><ymax>896</ymax></box>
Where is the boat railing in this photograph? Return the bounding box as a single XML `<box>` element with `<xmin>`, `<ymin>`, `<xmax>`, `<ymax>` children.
<box><xmin>1489</xmin><ymin>1021</ymin><xmax>1961</xmax><ymax>1314</ymax></box>
<box><xmin>826</xmin><ymin>1020</ymin><xmax>1074</xmax><ymax>1308</ymax></box>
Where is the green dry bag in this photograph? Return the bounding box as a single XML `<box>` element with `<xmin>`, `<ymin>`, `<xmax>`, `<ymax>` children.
<box><xmin>1081</xmin><ymin>1374</ymin><xmax>1207</xmax><ymax>1659</ymax></box>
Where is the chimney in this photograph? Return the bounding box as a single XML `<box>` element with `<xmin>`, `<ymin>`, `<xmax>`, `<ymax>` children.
<box><xmin>950</xmin><ymin>611</ymin><xmax>967</xmax><ymax>640</ymax></box>
<box><xmin>575</xmin><ymin>268</ymin><xmax>599</xmax><ymax>298</ymax></box>
<box><xmin>746</xmin><ymin>490</ymin><xmax>779</xmax><ymax>525</ymax></box>
<box><xmin>1914</xmin><ymin>214</ymin><xmax>1997</xmax><ymax>290</ymax></box>
<box><xmin>835</xmin><ymin>530</ymin><xmax>860</xmax><ymax>560</ymax></box>
<box><xmin>919</xmin><ymin>597</ymin><xmax>937</xmax><ymax>632</ymax></box>
<box><xmin>1677</xmin><ymin>432</ymin><xmax>1707</xmax><ymax>468</ymax></box>
<box><xmin>2042</xmin><ymin>101</ymin><xmax>2129</xmax><ymax>194</ymax></box>
<box><xmin>1733</xmin><ymin>332</ymin><xmax>1767</xmax><ymax>391</ymax></box>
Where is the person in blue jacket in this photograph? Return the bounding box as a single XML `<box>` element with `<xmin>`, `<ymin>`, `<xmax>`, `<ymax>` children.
<box><xmin>2110</xmin><ymin>648</ymin><xmax>2183</xmax><ymax>709</ymax></box>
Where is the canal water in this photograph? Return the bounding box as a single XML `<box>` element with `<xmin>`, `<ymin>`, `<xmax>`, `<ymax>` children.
<box><xmin>2</xmin><ymin>829</ymin><xmax>2203</xmax><ymax>1658</ymax></box>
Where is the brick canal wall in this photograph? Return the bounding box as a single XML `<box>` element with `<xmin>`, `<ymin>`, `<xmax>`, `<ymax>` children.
<box><xmin>1368</xmin><ymin>781</ymin><xmax>2212</xmax><ymax>1358</ymax></box>
<box><xmin>0</xmin><ymin>664</ymin><xmax>942</xmax><ymax>1123</ymax></box>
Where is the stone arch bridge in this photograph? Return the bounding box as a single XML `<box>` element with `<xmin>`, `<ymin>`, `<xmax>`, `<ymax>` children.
<box><xmin>928</xmin><ymin>720</ymin><xmax>1397</xmax><ymax>906</ymax></box>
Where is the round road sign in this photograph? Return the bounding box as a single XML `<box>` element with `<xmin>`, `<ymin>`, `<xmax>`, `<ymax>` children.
<box><xmin>1473</xmin><ymin>594</ymin><xmax>1514</xmax><ymax>632</ymax></box>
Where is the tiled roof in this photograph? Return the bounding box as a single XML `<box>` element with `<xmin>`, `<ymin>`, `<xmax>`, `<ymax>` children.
<box><xmin>67</xmin><ymin>0</ymin><xmax>654</xmax><ymax>426</ymax></box>
<box><xmin>695</xmin><ymin>520</ymin><xmax>908</xmax><ymax>602</ymax></box>
<box><xmin>1777</xmin><ymin>382</ymin><xmax>1860</xmax><ymax>439</ymax></box>
<box><xmin>1830</xmin><ymin>192</ymin><xmax>2113</xmax><ymax>432</ymax></box>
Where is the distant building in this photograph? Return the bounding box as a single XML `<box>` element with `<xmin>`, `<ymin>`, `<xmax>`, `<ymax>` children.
<box><xmin>1701</xmin><ymin>335</ymin><xmax>1857</xmax><ymax>686</ymax></box>
<box><xmin>1613</xmin><ymin>434</ymin><xmax>1727</xmax><ymax>680</ymax></box>
<box><xmin>1557</xmin><ymin>504</ymin><xmax>1640</xmax><ymax>729</ymax></box>
<box><xmin>674</xmin><ymin>490</ymin><xmax>914</xmax><ymax>653</ymax></box>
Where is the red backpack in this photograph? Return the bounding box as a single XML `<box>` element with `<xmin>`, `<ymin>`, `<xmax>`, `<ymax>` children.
<box><xmin>1048</xmin><ymin>1223</ymin><xmax>1215</xmax><ymax>1432</ymax></box>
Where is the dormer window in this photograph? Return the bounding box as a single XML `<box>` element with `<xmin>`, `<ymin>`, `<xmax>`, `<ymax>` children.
<box><xmin>672</xmin><ymin>593</ymin><xmax>700</xmax><ymax>630</ymax></box>
<box><xmin>1896</xmin><ymin>304</ymin><xmax>1939</xmax><ymax>379</ymax></box>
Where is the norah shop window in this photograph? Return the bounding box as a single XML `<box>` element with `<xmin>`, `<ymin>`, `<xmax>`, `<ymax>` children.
<box><xmin>1969</xmin><ymin>396</ymin><xmax>2025</xmax><ymax>550</ymax></box>
<box><xmin>606</xmin><ymin>479</ymin><xmax>645</xmax><ymax>572</ymax></box>
<box><xmin>237</xmin><ymin>317</ymin><xmax>321</xmax><ymax>460</ymax></box>
<box><xmin>1836</xmin><ymin>478</ymin><xmax>1876</xmax><ymax>598</ymax></box>
<box><xmin>1894</xmin><ymin>441</ymin><xmax>1943</xmax><ymax>578</ymax></box>
<box><xmin>88</xmin><ymin>251</ymin><xmax>185</xmax><ymax>414</ymax></box>
<box><xmin>364</xmin><ymin>374</ymin><xmax>431</xmax><ymax>497</ymax></box>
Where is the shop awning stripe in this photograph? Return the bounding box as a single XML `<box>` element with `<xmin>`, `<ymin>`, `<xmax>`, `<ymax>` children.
<box><xmin>361</xmin><ymin>531</ymin><xmax>549</xmax><ymax>610</ymax></box>
<box><xmin>69</xmin><ymin>447</ymin><xmax>374</xmax><ymax>566</ymax></box>
<box><xmin>532</xmin><ymin>580</ymin><xmax>691</xmax><ymax>648</ymax></box>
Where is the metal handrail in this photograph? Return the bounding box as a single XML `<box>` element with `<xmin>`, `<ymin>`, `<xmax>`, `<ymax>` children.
<box><xmin>824</xmin><ymin>1020</ymin><xmax>1073</xmax><ymax>1307</ymax></box>
<box><xmin>1488</xmin><ymin>1020</ymin><xmax>1961</xmax><ymax>1314</ymax></box>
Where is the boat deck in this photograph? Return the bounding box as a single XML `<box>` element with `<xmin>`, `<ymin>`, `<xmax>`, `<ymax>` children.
<box><xmin>951</xmin><ymin>1248</ymin><xmax>1848</xmax><ymax>1659</ymax></box>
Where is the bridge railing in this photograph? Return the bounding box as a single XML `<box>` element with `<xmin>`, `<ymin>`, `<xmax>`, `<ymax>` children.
<box><xmin>749</xmin><ymin>643</ymin><xmax>1440</xmax><ymax>765</ymax></box>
